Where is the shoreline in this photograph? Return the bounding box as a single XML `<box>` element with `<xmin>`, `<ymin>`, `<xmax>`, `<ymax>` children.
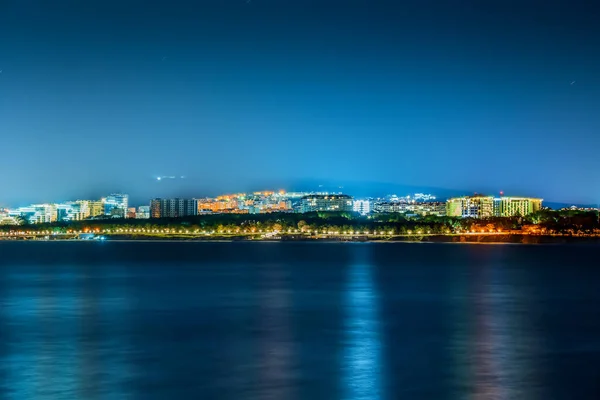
<box><xmin>2</xmin><ymin>234</ymin><xmax>600</xmax><ymax>245</ymax></box>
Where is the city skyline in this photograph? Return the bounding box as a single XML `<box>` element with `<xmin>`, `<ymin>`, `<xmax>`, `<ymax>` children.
<box><xmin>1</xmin><ymin>187</ymin><xmax>549</xmax><ymax>226</ymax></box>
<box><xmin>1</xmin><ymin>1</ymin><xmax>599</xmax><ymax>205</ymax></box>
<box><xmin>0</xmin><ymin>183</ymin><xmax>588</xmax><ymax>210</ymax></box>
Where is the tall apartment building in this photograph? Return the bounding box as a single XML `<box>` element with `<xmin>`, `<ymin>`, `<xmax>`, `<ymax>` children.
<box><xmin>447</xmin><ymin>196</ymin><xmax>543</xmax><ymax>218</ymax></box>
<box><xmin>353</xmin><ymin>200</ymin><xmax>371</xmax><ymax>215</ymax></box>
<box><xmin>136</xmin><ymin>206</ymin><xmax>150</xmax><ymax>219</ymax></box>
<box><xmin>446</xmin><ymin>196</ymin><xmax>495</xmax><ymax>218</ymax></box>
<box><xmin>56</xmin><ymin>201</ymin><xmax>89</xmax><ymax>221</ymax></box>
<box><xmin>102</xmin><ymin>194</ymin><xmax>129</xmax><ymax>218</ymax></box>
<box><xmin>493</xmin><ymin>197</ymin><xmax>543</xmax><ymax>217</ymax></box>
<box><xmin>150</xmin><ymin>198</ymin><xmax>199</xmax><ymax>218</ymax></box>
<box><xmin>88</xmin><ymin>200</ymin><xmax>105</xmax><ymax>217</ymax></box>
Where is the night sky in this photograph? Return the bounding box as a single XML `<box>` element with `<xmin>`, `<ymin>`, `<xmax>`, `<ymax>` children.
<box><xmin>1</xmin><ymin>0</ymin><xmax>599</xmax><ymax>205</ymax></box>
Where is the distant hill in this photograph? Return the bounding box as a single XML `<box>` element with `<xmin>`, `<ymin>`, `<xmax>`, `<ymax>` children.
<box><xmin>545</xmin><ymin>202</ymin><xmax>599</xmax><ymax>210</ymax></box>
<box><xmin>281</xmin><ymin>179</ymin><xmax>463</xmax><ymax>199</ymax></box>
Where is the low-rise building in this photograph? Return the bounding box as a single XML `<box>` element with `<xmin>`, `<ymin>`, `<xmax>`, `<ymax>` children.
<box><xmin>410</xmin><ymin>202</ymin><xmax>447</xmax><ymax>216</ymax></box>
<box><xmin>299</xmin><ymin>194</ymin><xmax>353</xmax><ymax>213</ymax></box>
<box><xmin>197</xmin><ymin>198</ymin><xmax>239</xmax><ymax>213</ymax></box>
<box><xmin>372</xmin><ymin>201</ymin><xmax>409</xmax><ymax>213</ymax></box>
<box><xmin>0</xmin><ymin>208</ymin><xmax>17</xmax><ymax>225</ymax></box>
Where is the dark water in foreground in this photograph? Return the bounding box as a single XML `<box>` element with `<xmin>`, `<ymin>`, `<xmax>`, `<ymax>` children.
<box><xmin>0</xmin><ymin>242</ymin><xmax>599</xmax><ymax>399</ymax></box>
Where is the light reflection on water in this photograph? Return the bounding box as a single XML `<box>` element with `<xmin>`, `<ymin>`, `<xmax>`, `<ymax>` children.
<box><xmin>1</xmin><ymin>267</ymin><xmax>133</xmax><ymax>400</ymax></box>
<box><xmin>0</xmin><ymin>242</ymin><xmax>599</xmax><ymax>399</ymax></box>
<box><xmin>471</xmin><ymin>262</ymin><xmax>542</xmax><ymax>400</ymax></box>
<box><xmin>450</xmin><ymin>253</ymin><xmax>543</xmax><ymax>400</ymax></box>
<box><xmin>257</xmin><ymin>264</ymin><xmax>295</xmax><ymax>400</ymax></box>
<box><xmin>343</xmin><ymin>246</ymin><xmax>384</xmax><ymax>400</ymax></box>
<box><xmin>3</xmin><ymin>269</ymin><xmax>79</xmax><ymax>399</ymax></box>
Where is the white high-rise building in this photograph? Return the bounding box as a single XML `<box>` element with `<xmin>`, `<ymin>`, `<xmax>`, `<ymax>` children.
<box><xmin>136</xmin><ymin>206</ymin><xmax>150</xmax><ymax>219</ymax></box>
<box><xmin>102</xmin><ymin>194</ymin><xmax>129</xmax><ymax>218</ymax></box>
<box><xmin>13</xmin><ymin>204</ymin><xmax>57</xmax><ymax>224</ymax></box>
<box><xmin>353</xmin><ymin>200</ymin><xmax>371</xmax><ymax>215</ymax></box>
<box><xmin>56</xmin><ymin>201</ymin><xmax>90</xmax><ymax>221</ymax></box>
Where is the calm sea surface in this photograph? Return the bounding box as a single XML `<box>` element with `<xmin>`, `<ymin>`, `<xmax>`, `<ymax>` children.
<box><xmin>0</xmin><ymin>242</ymin><xmax>599</xmax><ymax>399</ymax></box>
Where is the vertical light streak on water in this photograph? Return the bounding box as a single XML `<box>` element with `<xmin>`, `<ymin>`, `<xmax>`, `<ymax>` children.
<box><xmin>93</xmin><ymin>267</ymin><xmax>134</xmax><ymax>400</ymax></box>
<box><xmin>2</xmin><ymin>271</ymin><xmax>42</xmax><ymax>399</ymax></box>
<box><xmin>258</xmin><ymin>264</ymin><xmax>295</xmax><ymax>400</ymax></box>
<box><xmin>77</xmin><ymin>266</ymin><xmax>100</xmax><ymax>400</ymax></box>
<box><xmin>1</xmin><ymin>266</ymin><xmax>133</xmax><ymax>400</ymax></box>
<box><xmin>2</xmin><ymin>268</ymin><xmax>80</xmax><ymax>400</ymax></box>
<box><xmin>449</xmin><ymin>268</ymin><xmax>471</xmax><ymax>395</ymax></box>
<box><xmin>487</xmin><ymin>263</ymin><xmax>541</xmax><ymax>400</ymax></box>
<box><xmin>30</xmin><ymin>271</ymin><xmax>55</xmax><ymax>399</ymax></box>
<box><xmin>470</xmin><ymin>259</ymin><xmax>539</xmax><ymax>400</ymax></box>
<box><xmin>343</xmin><ymin>246</ymin><xmax>384</xmax><ymax>400</ymax></box>
<box><xmin>472</xmin><ymin>263</ymin><xmax>506</xmax><ymax>400</ymax></box>
<box><xmin>47</xmin><ymin>270</ymin><xmax>80</xmax><ymax>399</ymax></box>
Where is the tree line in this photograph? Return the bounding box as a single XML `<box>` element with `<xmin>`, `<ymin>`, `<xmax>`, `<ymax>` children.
<box><xmin>2</xmin><ymin>209</ymin><xmax>599</xmax><ymax>236</ymax></box>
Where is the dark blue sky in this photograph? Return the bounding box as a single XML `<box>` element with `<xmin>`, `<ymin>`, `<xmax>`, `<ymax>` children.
<box><xmin>1</xmin><ymin>0</ymin><xmax>599</xmax><ymax>205</ymax></box>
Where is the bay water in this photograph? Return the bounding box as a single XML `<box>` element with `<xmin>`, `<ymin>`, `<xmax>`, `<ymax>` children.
<box><xmin>0</xmin><ymin>242</ymin><xmax>599</xmax><ymax>399</ymax></box>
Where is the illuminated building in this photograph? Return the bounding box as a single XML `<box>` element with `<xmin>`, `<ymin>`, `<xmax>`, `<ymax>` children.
<box><xmin>150</xmin><ymin>198</ymin><xmax>198</xmax><ymax>218</ymax></box>
<box><xmin>30</xmin><ymin>204</ymin><xmax>58</xmax><ymax>223</ymax></box>
<box><xmin>353</xmin><ymin>200</ymin><xmax>371</xmax><ymax>215</ymax></box>
<box><xmin>242</xmin><ymin>192</ymin><xmax>293</xmax><ymax>214</ymax></box>
<box><xmin>446</xmin><ymin>196</ymin><xmax>495</xmax><ymax>218</ymax></box>
<box><xmin>195</xmin><ymin>191</ymin><xmax>294</xmax><ymax>215</ymax></box>
<box><xmin>386</xmin><ymin>195</ymin><xmax>415</xmax><ymax>203</ymax></box>
<box><xmin>299</xmin><ymin>194</ymin><xmax>353</xmax><ymax>213</ymax></box>
<box><xmin>372</xmin><ymin>201</ymin><xmax>409</xmax><ymax>213</ymax></box>
<box><xmin>413</xmin><ymin>193</ymin><xmax>437</xmax><ymax>202</ymax></box>
<box><xmin>56</xmin><ymin>202</ymin><xmax>89</xmax><ymax>221</ymax></box>
<box><xmin>493</xmin><ymin>197</ymin><xmax>543</xmax><ymax>217</ymax></box>
<box><xmin>372</xmin><ymin>200</ymin><xmax>445</xmax><ymax>216</ymax></box>
<box><xmin>372</xmin><ymin>202</ymin><xmax>394</xmax><ymax>213</ymax></box>
<box><xmin>11</xmin><ymin>204</ymin><xmax>58</xmax><ymax>224</ymax></box>
<box><xmin>561</xmin><ymin>205</ymin><xmax>599</xmax><ymax>212</ymax></box>
<box><xmin>127</xmin><ymin>207</ymin><xmax>137</xmax><ymax>219</ymax></box>
<box><xmin>216</xmin><ymin>194</ymin><xmax>245</xmax><ymax>201</ymax></box>
<box><xmin>447</xmin><ymin>196</ymin><xmax>542</xmax><ymax>218</ymax></box>
<box><xmin>0</xmin><ymin>209</ymin><xmax>18</xmax><ymax>225</ymax></box>
<box><xmin>270</xmin><ymin>200</ymin><xmax>292</xmax><ymax>211</ymax></box>
<box><xmin>410</xmin><ymin>202</ymin><xmax>446</xmax><ymax>216</ymax></box>
<box><xmin>285</xmin><ymin>192</ymin><xmax>312</xmax><ymax>199</ymax></box>
<box><xmin>102</xmin><ymin>194</ymin><xmax>129</xmax><ymax>218</ymax></box>
<box><xmin>74</xmin><ymin>200</ymin><xmax>92</xmax><ymax>219</ymax></box>
<box><xmin>197</xmin><ymin>197</ymin><xmax>240</xmax><ymax>213</ymax></box>
<box><xmin>88</xmin><ymin>200</ymin><xmax>105</xmax><ymax>217</ymax></box>
<box><xmin>136</xmin><ymin>206</ymin><xmax>150</xmax><ymax>219</ymax></box>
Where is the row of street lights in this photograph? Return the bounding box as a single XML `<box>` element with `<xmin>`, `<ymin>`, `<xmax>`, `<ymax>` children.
<box><xmin>1</xmin><ymin>229</ymin><xmax>443</xmax><ymax>237</ymax></box>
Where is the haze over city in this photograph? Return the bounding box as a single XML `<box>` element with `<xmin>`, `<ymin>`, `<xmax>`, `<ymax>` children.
<box><xmin>1</xmin><ymin>1</ymin><xmax>599</xmax><ymax>205</ymax></box>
